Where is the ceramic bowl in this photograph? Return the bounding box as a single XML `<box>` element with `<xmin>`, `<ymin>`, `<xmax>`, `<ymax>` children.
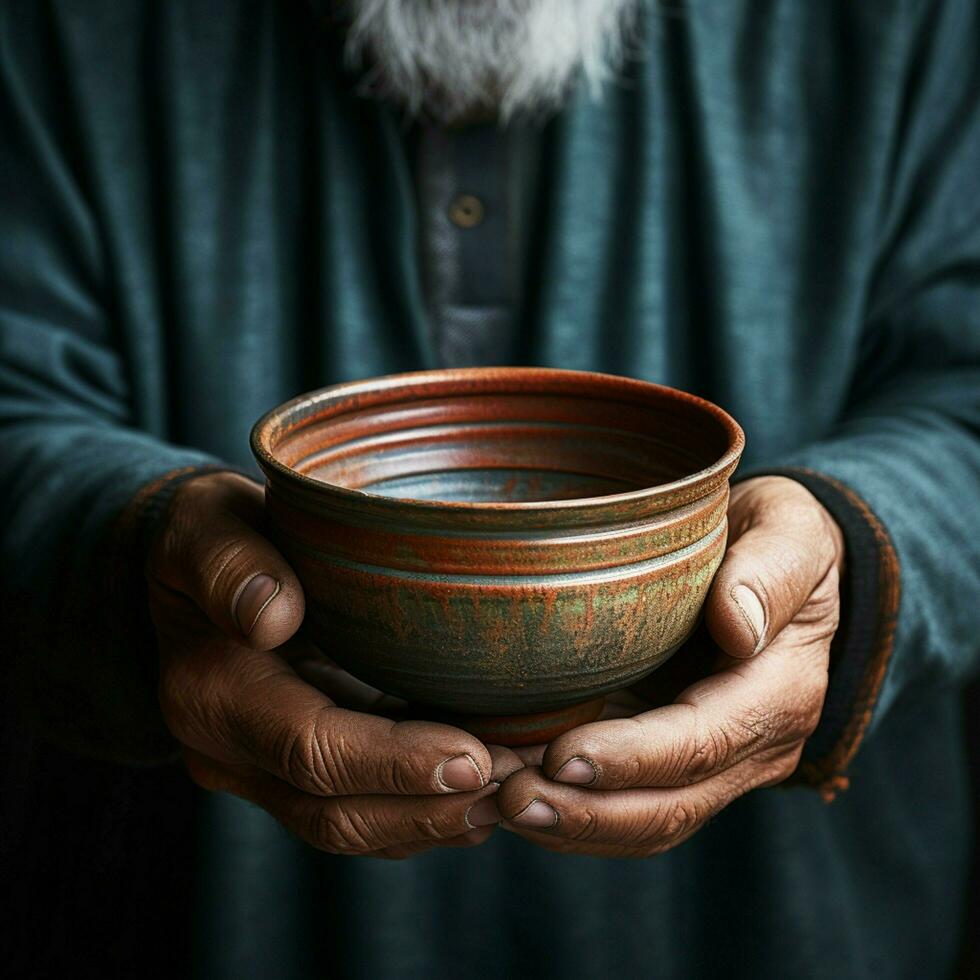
<box><xmin>251</xmin><ymin>368</ymin><xmax>744</xmax><ymax>744</ymax></box>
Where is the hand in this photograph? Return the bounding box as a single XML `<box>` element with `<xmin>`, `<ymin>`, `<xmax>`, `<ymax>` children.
<box><xmin>496</xmin><ymin>476</ymin><xmax>845</xmax><ymax>858</ymax></box>
<box><xmin>149</xmin><ymin>472</ymin><xmax>520</xmax><ymax>859</ymax></box>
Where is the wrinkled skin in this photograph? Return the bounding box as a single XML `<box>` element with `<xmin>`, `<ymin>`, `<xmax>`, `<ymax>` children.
<box><xmin>151</xmin><ymin>473</ymin><xmax>842</xmax><ymax>859</ymax></box>
<box><xmin>495</xmin><ymin>476</ymin><xmax>845</xmax><ymax>857</ymax></box>
<box><xmin>150</xmin><ymin>473</ymin><xmax>521</xmax><ymax>860</ymax></box>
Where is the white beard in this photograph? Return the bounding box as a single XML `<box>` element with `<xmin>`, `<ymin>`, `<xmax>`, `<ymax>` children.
<box><xmin>343</xmin><ymin>0</ymin><xmax>641</xmax><ymax>125</ymax></box>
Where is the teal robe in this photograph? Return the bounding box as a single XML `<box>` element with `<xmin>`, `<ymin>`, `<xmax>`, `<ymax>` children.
<box><xmin>2</xmin><ymin>2</ymin><xmax>979</xmax><ymax>977</ymax></box>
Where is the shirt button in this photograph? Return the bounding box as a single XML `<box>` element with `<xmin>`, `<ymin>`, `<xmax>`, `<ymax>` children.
<box><xmin>448</xmin><ymin>194</ymin><xmax>485</xmax><ymax>229</ymax></box>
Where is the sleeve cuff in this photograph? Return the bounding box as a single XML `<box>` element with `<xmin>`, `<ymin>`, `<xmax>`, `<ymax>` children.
<box><xmin>736</xmin><ymin>468</ymin><xmax>902</xmax><ymax>801</ymax></box>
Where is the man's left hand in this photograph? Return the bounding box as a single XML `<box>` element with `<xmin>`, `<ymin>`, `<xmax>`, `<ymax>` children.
<box><xmin>496</xmin><ymin>476</ymin><xmax>845</xmax><ymax>858</ymax></box>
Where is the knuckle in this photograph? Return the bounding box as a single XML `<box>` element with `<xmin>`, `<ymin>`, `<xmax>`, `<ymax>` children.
<box><xmin>282</xmin><ymin>718</ymin><xmax>343</xmax><ymax>795</ymax></box>
<box><xmin>567</xmin><ymin>808</ymin><xmax>603</xmax><ymax>843</ymax></box>
<box><xmin>617</xmin><ymin>753</ymin><xmax>644</xmax><ymax>787</ymax></box>
<box><xmin>409</xmin><ymin>810</ymin><xmax>456</xmax><ymax>841</ymax></box>
<box><xmin>804</xmin><ymin>583</ymin><xmax>840</xmax><ymax>628</ymax></box>
<box><xmin>802</xmin><ymin>499</ymin><xmax>831</xmax><ymax>536</ymax></box>
<box><xmin>312</xmin><ymin>808</ymin><xmax>375</xmax><ymax>855</ymax></box>
<box><xmin>648</xmin><ymin>800</ymin><xmax>701</xmax><ymax>851</ymax></box>
<box><xmin>663</xmin><ymin>800</ymin><xmax>700</xmax><ymax>841</ymax></box>
<box><xmin>682</xmin><ymin>727</ymin><xmax>734</xmax><ymax>780</ymax></box>
<box><xmin>324</xmin><ymin>727</ymin><xmax>433</xmax><ymax>797</ymax></box>
<box><xmin>387</xmin><ymin>755</ymin><xmax>423</xmax><ymax>796</ymax></box>
<box><xmin>736</xmin><ymin>704</ymin><xmax>779</xmax><ymax>748</ymax></box>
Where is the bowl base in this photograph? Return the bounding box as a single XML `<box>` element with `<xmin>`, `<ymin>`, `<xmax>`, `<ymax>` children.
<box><xmin>420</xmin><ymin>698</ymin><xmax>606</xmax><ymax>747</ymax></box>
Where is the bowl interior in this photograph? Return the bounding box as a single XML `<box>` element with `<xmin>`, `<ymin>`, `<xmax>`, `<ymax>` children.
<box><xmin>260</xmin><ymin>373</ymin><xmax>735</xmax><ymax>505</ymax></box>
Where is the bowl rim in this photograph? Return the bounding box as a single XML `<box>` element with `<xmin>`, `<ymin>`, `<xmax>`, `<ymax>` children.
<box><xmin>250</xmin><ymin>367</ymin><xmax>745</xmax><ymax>514</ymax></box>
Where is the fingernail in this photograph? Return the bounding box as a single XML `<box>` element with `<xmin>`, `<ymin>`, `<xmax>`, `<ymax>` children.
<box><xmin>438</xmin><ymin>754</ymin><xmax>485</xmax><ymax>791</ymax></box>
<box><xmin>731</xmin><ymin>584</ymin><xmax>766</xmax><ymax>653</ymax></box>
<box><xmin>511</xmin><ymin>799</ymin><xmax>559</xmax><ymax>829</ymax></box>
<box><xmin>554</xmin><ymin>757</ymin><xmax>597</xmax><ymax>785</ymax></box>
<box><xmin>235</xmin><ymin>574</ymin><xmax>281</xmax><ymax>634</ymax></box>
<box><xmin>465</xmin><ymin>795</ymin><xmax>501</xmax><ymax>828</ymax></box>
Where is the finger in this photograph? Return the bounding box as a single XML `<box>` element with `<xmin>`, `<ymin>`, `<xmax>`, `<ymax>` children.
<box><xmin>186</xmin><ymin>752</ymin><xmax>502</xmax><ymax>855</ymax></box>
<box><xmin>186</xmin><ymin>753</ymin><xmax>499</xmax><ymax>859</ymax></box>
<box><xmin>487</xmin><ymin>745</ymin><xmax>525</xmax><ymax>783</ymax></box>
<box><xmin>497</xmin><ymin>757</ymin><xmax>787</xmax><ymax>851</ymax></box>
<box><xmin>164</xmin><ymin>646</ymin><xmax>493</xmax><ymax>796</ymax></box>
<box><xmin>540</xmin><ymin>629</ymin><xmax>826</xmax><ymax>790</ymax></box>
<box><xmin>149</xmin><ymin>472</ymin><xmax>304</xmax><ymax>649</ymax></box>
<box><xmin>705</xmin><ymin>476</ymin><xmax>843</xmax><ymax>658</ymax></box>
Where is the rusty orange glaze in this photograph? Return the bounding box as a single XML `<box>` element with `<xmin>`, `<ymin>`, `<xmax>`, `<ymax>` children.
<box><xmin>251</xmin><ymin>368</ymin><xmax>744</xmax><ymax>745</ymax></box>
<box><xmin>265</xmin><ymin>484</ymin><xmax>729</xmax><ymax>575</ymax></box>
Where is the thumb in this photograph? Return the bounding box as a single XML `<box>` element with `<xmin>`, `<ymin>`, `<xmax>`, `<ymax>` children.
<box><xmin>148</xmin><ymin>472</ymin><xmax>305</xmax><ymax>649</ymax></box>
<box><xmin>705</xmin><ymin>476</ymin><xmax>843</xmax><ymax>659</ymax></box>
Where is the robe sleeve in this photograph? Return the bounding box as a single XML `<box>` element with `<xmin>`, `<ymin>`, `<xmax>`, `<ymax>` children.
<box><xmin>0</xmin><ymin>7</ymin><xmax>223</xmax><ymax>762</ymax></box>
<box><xmin>749</xmin><ymin>0</ymin><xmax>980</xmax><ymax>799</ymax></box>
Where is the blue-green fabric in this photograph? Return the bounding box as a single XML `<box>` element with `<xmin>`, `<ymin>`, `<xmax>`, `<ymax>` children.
<box><xmin>2</xmin><ymin>1</ymin><xmax>979</xmax><ymax>977</ymax></box>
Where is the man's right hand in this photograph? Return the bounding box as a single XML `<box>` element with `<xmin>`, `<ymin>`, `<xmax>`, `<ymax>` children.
<box><xmin>147</xmin><ymin>472</ymin><xmax>513</xmax><ymax>859</ymax></box>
